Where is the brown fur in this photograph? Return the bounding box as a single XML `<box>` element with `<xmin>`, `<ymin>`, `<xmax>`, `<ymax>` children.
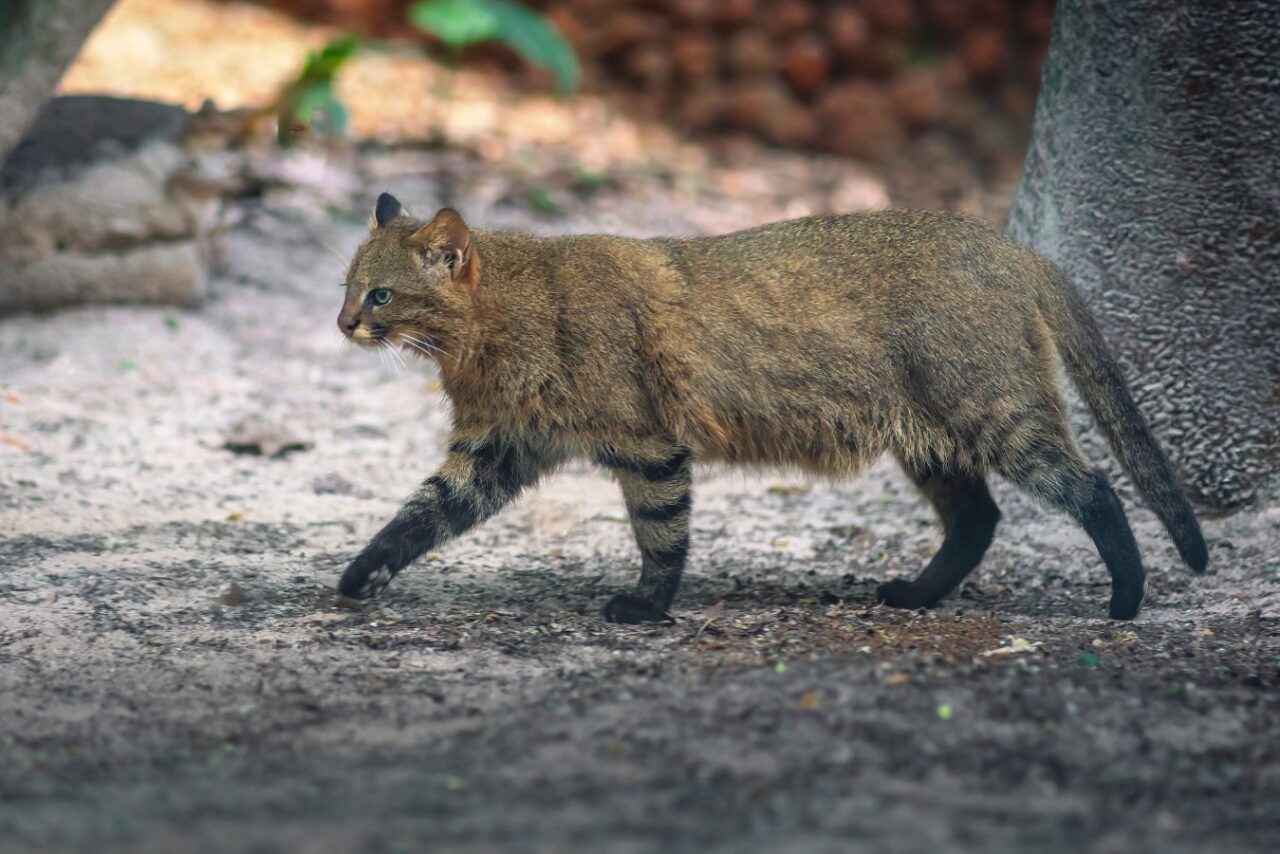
<box><xmin>334</xmin><ymin>194</ymin><xmax>1207</xmax><ymax>622</ymax></box>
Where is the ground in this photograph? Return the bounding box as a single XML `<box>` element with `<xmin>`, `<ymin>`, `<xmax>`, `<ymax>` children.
<box><xmin>3</xmin><ymin>1</ymin><xmax>1280</xmax><ymax>851</ymax></box>
<box><xmin>3</xmin><ymin>137</ymin><xmax>1279</xmax><ymax>853</ymax></box>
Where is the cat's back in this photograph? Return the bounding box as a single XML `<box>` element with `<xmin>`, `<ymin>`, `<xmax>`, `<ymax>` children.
<box><xmin>660</xmin><ymin>210</ymin><xmax>1022</xmax><ymax>288</ymax></box>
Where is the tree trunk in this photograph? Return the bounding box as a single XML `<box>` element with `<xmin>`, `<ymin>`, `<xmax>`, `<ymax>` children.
<box><xmin>0</xmin><ymin>0</ymin><xmax>118</xmax><ymax>164</ymax></box>
<box><xmin>1008</xmin><ymin>0</ymin><xmax>1280</xmax><ymax>511</ymax></box>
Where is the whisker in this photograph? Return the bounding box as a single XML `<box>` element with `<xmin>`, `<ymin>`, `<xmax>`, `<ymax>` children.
<box><xmin>379</xmin><ymin>339</ymin><xmax>406</xmax><ymax>376</ymax></box>
<box><xmin>375</xmin><ymin>342</ymin><xmax>393</xmax><ymax>378</ymax></box>
<box><xmin>320</xmin><ymin>239</ymin><xmax>349</xmax><ymax>271</ymax></box>
<box><xmin>399</xmin><ymin>332</ymin><xmax>458</xmax><ymax>362</ymax></box>
<box><xmin>386</xmin><ymin>340</ymin><xmax>409</xmax><ymax>373</ymax></box>
<box><xmin>401</xmin><ymin>338</ymin><xmax>439</xmax><ymax>362</ymax></box>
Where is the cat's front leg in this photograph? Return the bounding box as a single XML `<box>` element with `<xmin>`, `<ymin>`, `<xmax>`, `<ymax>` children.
<box><xmin>338</xmin><ymin>430</ymin><xmax>554</xmax><ymax>599</ymax></box>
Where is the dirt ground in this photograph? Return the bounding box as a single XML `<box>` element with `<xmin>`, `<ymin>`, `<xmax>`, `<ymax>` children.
<box><xmin>4</xmin><ymin>2</ymin><xmax>1280</xmax><ymax>852</ymax></box>
<box><xmin>2</xmin><ymin>136</ymin><xmax>1278</xmax><ymax>853</ymax></box>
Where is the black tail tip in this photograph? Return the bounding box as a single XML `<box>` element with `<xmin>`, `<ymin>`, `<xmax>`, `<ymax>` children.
<box><xmin>336</xmin><ymin>568</ymin><xmax>375</xmax><ymax>599</ymax></box>
<box><xmin>1178</xmin><ymin>528</ymin><xmax>1209</xmax><ymax>575</ymax></box>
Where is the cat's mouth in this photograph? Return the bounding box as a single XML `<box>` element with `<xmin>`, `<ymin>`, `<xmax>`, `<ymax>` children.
<box><xmin>348</xmin><ymin>323</ymin><xmax>449</xmax><ymax>361</ymax></box>
<box><xmin>348</xmin><ymin>324</ymin><xmax>390</xmax><ymax>345</ymax></box>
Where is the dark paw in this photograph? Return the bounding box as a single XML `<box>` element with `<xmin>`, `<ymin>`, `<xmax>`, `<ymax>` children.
<box><xmin>876</xmin><ymin>578</ymin><xmax>934</xmax><ymax>610</ymax></box>
<box><xmin>337</xmin><ymin>553</ymin><xmax>396</xmax><ymax>600</ymax></box>
<box><xmin>603</xmin><ymin>593</ymin><xmax>676</xmax><ymax>625</ymax></box>
<box><xmin>1108</xmin><ymin>584</ymin><xmax>1144</xmax><ymax>621</ymax></box>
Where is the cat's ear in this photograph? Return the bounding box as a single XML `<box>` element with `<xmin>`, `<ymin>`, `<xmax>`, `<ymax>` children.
<box><xmin>408</xmin><ymin>208</ymin><xmax>477</xmax><ymax>285</ymax></box>
<box><xmin>370</xmin><ymin>192</ymin><xmax>404</xmax><ymax>230</ymax></box>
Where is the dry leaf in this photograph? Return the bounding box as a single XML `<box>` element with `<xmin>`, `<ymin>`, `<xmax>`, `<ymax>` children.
<box><xmin>980</xmin><ymin>637</ymin><xmax>1041</xmax><ymax>657</ymax></box>
<box><xmin>694</xmin><ymin>599</ymin><xmax>726</xmax><ymax>644</ymax></box>
<box><xmin>885</xmin><ymin>672</ymin><xmax>910</xmax><ymax>686</ymax></box>
<box><xmin>1</xmin><ymin>434</ymin><xmax>30</xmax><ymax>452</ymax></box>
<box><xmin>797</xmin><ymin>690</ymin><xmax>819</xmax><ymax>710</ymax></box>
<box><xmin>767</xmin><ymin>484</ymin><xmax>810</xmax><ymax>497</ymax></box>
<box><xmin>3</xmin><ymin>392</ymin><xmax>21</xmax><ymax>404</ymax></box>
<box><xmin>216</xmin><ymin>582</ymin><xmax>248</xmax><ymax>606</ymax></box>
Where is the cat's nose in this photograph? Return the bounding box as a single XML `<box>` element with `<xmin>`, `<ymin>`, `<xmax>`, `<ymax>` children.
<box><xmin>337</xmin><ymin>309</ymin><xmax>360</xmax><ymax>337</ymax></box>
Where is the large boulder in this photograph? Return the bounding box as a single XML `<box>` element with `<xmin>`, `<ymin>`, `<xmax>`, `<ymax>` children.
<box><xmin>0</xmin><ymin>96</ymin><xmax>236</xmax><ymax>313</ymax></box>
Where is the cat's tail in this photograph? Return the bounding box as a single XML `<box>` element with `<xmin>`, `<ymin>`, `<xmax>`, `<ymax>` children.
<box><xmin>1034</xmin><ymin>262</ymin><xmax>1208</xmax><ymax>574</ymax></box>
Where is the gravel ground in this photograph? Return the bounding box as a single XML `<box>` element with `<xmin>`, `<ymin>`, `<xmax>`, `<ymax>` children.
<box><xmin>3</xmin><ymin>142</ymin><xmax>1280</xmax><ymax>854</ymax></box>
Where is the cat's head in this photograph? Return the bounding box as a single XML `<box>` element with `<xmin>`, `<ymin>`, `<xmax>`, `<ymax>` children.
<box><xmin>337</xmin><ymin>192</ymin><xmax>478</xmax><ymax>358</ymax></box>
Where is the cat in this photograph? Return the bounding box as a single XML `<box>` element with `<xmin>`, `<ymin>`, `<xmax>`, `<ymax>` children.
<box><xmin>333</xmin><ymin>192</ymin><xmax>1207</xmax><ymax>623</ymax></box>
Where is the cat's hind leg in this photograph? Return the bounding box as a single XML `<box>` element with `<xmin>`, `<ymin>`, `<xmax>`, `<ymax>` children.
<box><xmin>996</xmin><ymin>437</ymin><xmax>1145</xmax><ymax>620</ymax></box>
<box><xmin>877</xmin><ymin>463</ymin><xmax>1001</xmax><ymax>610</ymax></box>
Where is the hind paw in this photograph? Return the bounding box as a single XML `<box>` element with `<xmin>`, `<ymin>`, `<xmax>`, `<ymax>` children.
<box><xmin>876</xmin><ymin>579</ymin><xmax>935</xmax><ymax>610</ymax></box>
<box><xmin>603</xmin><ymin>593</ymin><xmax>675</xmax><ymax>625</ymax></box>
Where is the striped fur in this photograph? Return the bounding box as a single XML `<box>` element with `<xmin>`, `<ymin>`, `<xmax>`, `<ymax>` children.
<box><xmin>594</xmin><ymin>444</ymin><xmax>692</xmax><ymax>622</ymax></box>
<box><xmin>337</xmin><ymin>431</ymin><xmax>558</xmax><ymax>599</ymax></box>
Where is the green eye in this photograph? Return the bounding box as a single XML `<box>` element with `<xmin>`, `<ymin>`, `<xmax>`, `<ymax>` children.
<box><xmin>371</xmin><ymin>288</ymin><xmax>392</xmax><ymax>306</ymax></box>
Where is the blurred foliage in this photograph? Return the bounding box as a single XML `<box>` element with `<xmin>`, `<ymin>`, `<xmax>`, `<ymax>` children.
<box><xmin>409</xmin><ymin>0</ymin><xmax>580</xmax><ymax>94</ymax></box>
<box><xmin>276</xmin><ymin>1</ymin><xmax>577</xmax><ymax>144</ymax></box>
<box><xmin>276</xmin><ymin>34</ymin><xmax>359</xmax><ymax>145</ymax></box>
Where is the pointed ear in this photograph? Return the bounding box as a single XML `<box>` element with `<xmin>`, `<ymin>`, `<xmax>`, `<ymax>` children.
<box><xmin>408</xmin><ymin>208</ymin><xmax>478</xmax><ymax>284</ymax></box>
<box><xmin>370</xmin><ymin>192</ymin><xmax>403</xmax><ymax>230</ymax></box>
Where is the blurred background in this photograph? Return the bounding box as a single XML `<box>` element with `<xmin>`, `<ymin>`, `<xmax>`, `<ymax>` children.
<box><xmin>58</xmin><ymin>0</ymin><xmax>1052</xmax><ymax>218</ymax></box>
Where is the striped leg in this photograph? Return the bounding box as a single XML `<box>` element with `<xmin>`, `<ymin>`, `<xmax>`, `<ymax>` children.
<box><xmin>595</xmin><ymin>442</ymin><xmax>692</xmax><ymax>624</ymax></box>
<box><xmin>338</xmin><ymin>430</ymin><xmax>556</xmax><ymax>599</ymax></box>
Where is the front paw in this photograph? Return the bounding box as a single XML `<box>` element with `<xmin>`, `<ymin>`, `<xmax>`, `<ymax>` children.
<box><xmin>603</xmin><ymin>593</ymin><xmax>676</xmax><ymax>625</ymax></box>
<box><xmin>337</xmin><ymin>551</ymin><xmax>396</xmax><ymax>599</ymax></box>
<box><xmin>876</xmin><ymin>578</ymin><xmax>933</xmax><ymax>610</ymax></box>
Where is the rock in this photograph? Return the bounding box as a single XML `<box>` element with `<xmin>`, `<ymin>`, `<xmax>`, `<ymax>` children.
<box><xmin>0</xmin><ymin>243</ymin><xmax>205</xmax><ymax>314</ymax></box>
<box><xmin>862</xmin><ymin>0</ymin><xmax>916</xmax><ymax>37</ymax></box>
<box><xmin>0</xmin><ymin>96</ymin><xmax>249</xmax><ymax>314</ymax></box>
<box><xmin>890</xmin><ymin>68</ymin><xmax>947</xmax><ymax>129</ymax></box>
<box><xmin>221</xmin><ymin>415</ymin><xmax>313</xmax><ymax>459</ymax></box>
<box><xmin>825</xmin><ymin>7</ymin><xmax>871</xmax><ymax>62</ymax></box>
<box><xmin>672</xmin><ymin>32</ymin><xmax>718</xmax><ymax>82</ymax></box>
<box><xmin>961</xmin><ymin>27</ymin><xmax>1008</xmax><ymax>82</ymax></box>
<box><xmin>725</xmin><ymin>30</ymin><xmax>774</xmax><ymax>78</ymax></box>
<box><xmin>765</xmin><ymin>1</ymin><xmax>813</xmax><ymax>39</ymax></box>
<box><xmin>818</xmin><ymin>82</ymin><xmax>902</xmax><ymax>161</ymax></box>
<box><xmin>781</xmin><ymin>35</ymin><xmax>831</xmax><ymax>96</ymax></box>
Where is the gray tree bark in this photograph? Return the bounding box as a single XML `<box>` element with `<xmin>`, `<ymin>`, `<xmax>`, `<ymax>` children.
<box><xmin>1008</xmin><ymin>0</ymin><xmax>1280</xmax><ymax>511</ymax></box>
<box><xmin>0</xmin><ymin>0</ymin><xmax>118</xmax><ymax>164</ymax></box>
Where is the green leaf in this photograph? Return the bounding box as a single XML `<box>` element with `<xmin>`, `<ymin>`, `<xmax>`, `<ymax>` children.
<box><xmin>487</xmin><ymin>0</ymin><xmax>580</xmax><ymax>94</ymax></box>
<box><xmin>409</xmin><ymin>0</ymin><xmax>580</xmax><ymax>93</ymax></box>
<box><xmin>525</xmin><ymin>186</ymin><xmax>558</xmax><ymax>215</ymax></box>
<box><xmin>410</xmin><ymin>0</ymin><xmax>501</xmax><ymax>49</ymax></box>
<box><xmin>278</xmin><ymin>35</ymin><xmax>359</xmax><ymax>145</ymax></box>
<box><xmin>299</xmin><ymin>35</ymin><xmax>359</xmax><ymax>85</ymax></box>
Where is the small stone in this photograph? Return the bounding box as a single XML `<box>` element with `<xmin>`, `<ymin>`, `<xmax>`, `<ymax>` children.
<box><xmin>216</xmin><ymin>582</ymin><xmax>247</xmax><ymax>606</ymax></box>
